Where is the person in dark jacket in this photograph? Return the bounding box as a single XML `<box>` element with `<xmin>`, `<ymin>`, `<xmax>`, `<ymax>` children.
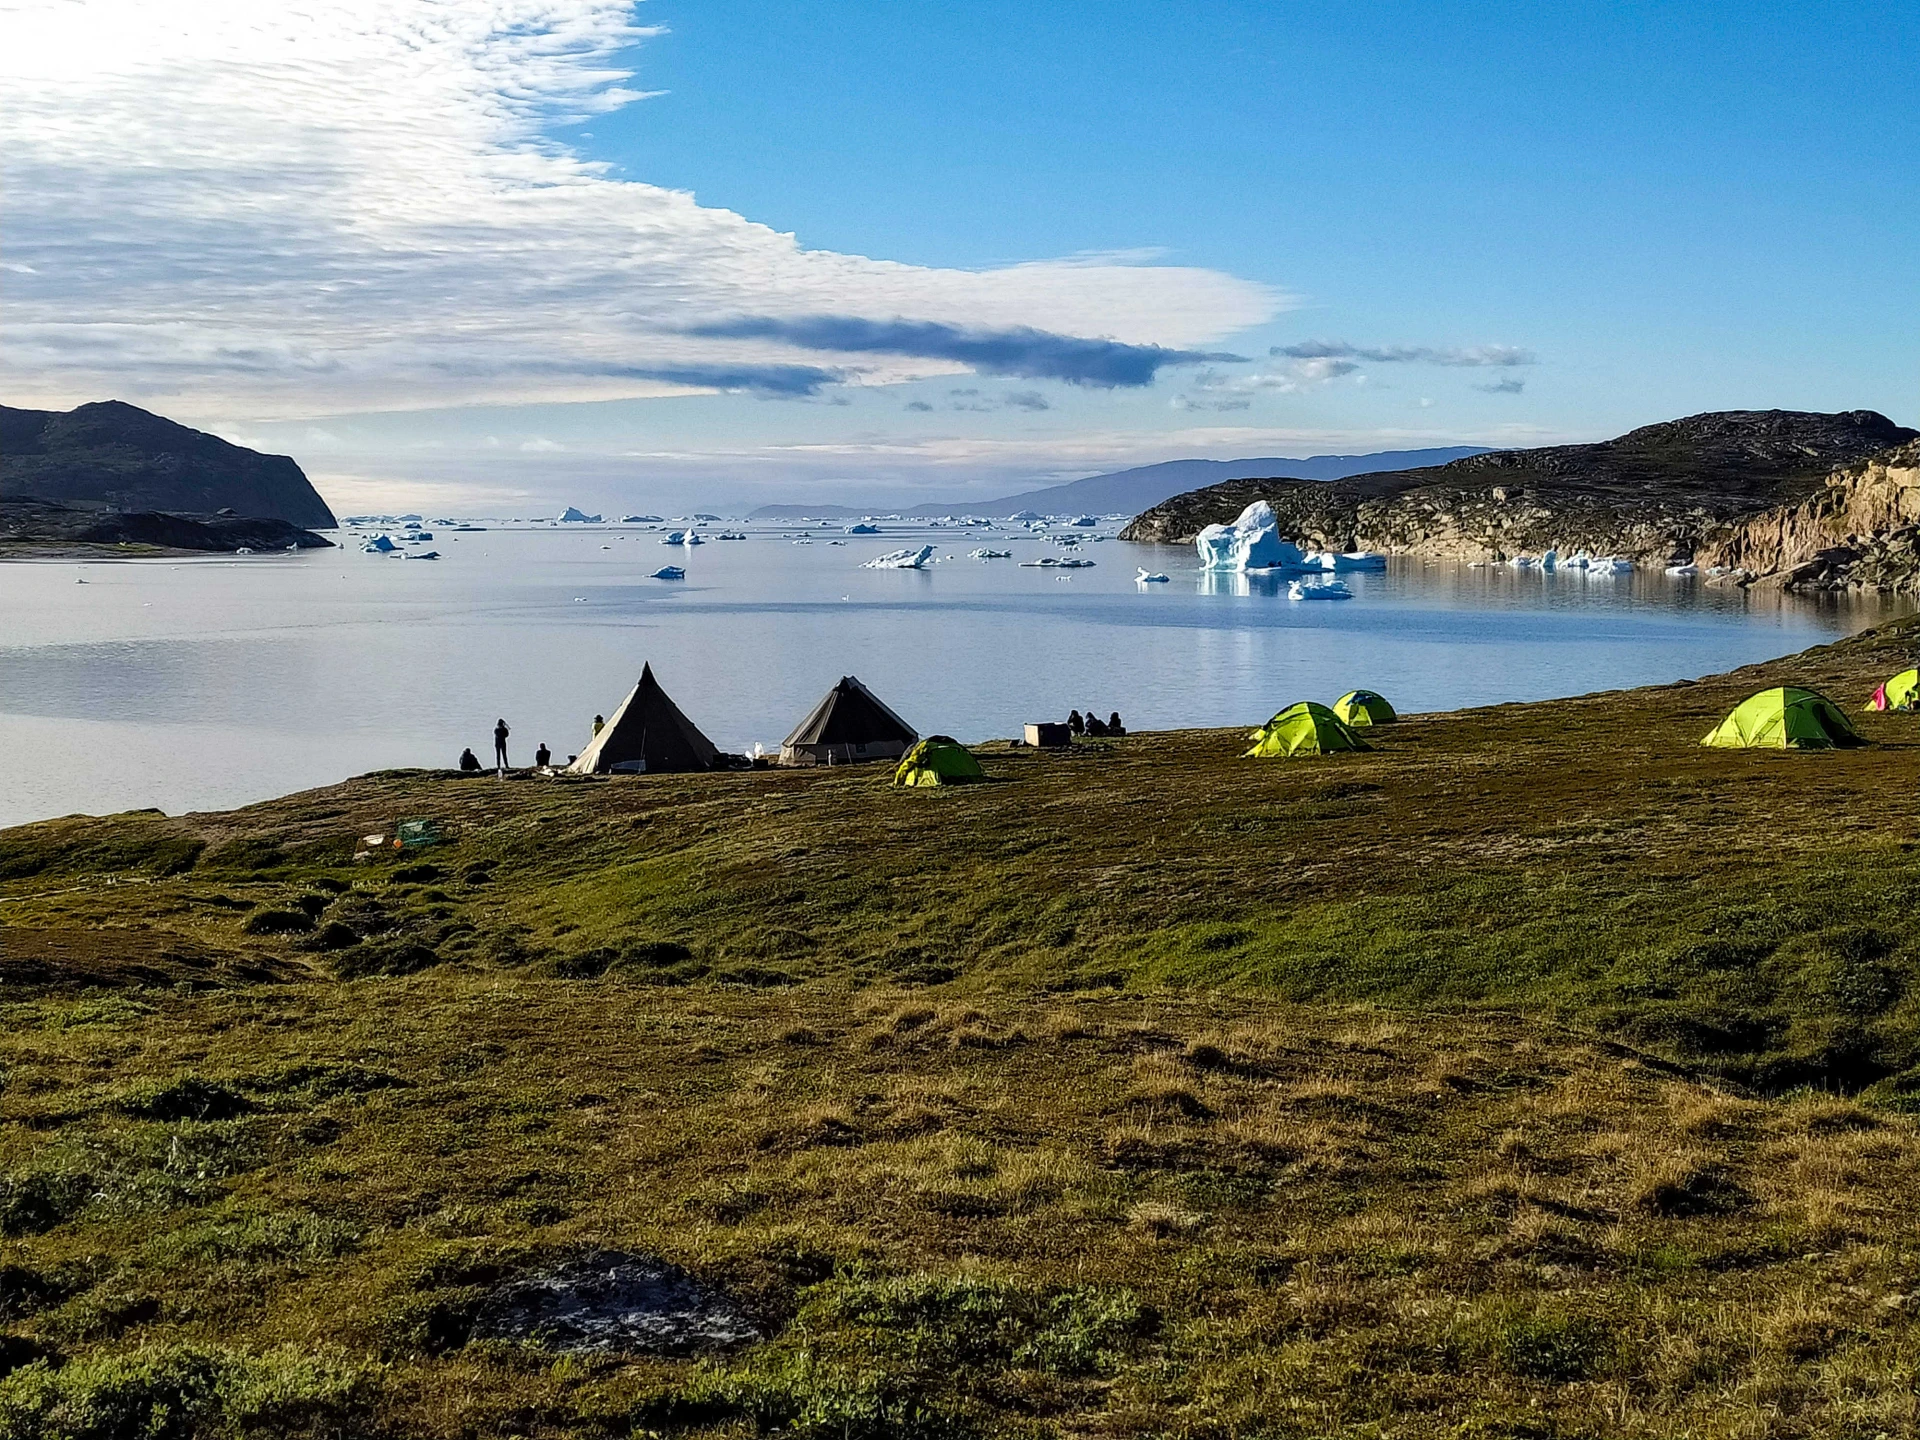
<box><xmin>1085</xmin><ymin>712</ymin><xmax>1108</xmax><ymax>736</ymax></box>
<box><xmin>493</xmin><ymin>718</ymin><xmax>510</xmax><ymax>770</ymax></box>
<box><xmin>534</xmin><ymin>743</ymin><xmax>551</xmax><ymax>769</ymax></box>
<box><xmin>1067</xmin><ymin>709</ymin><xmax>1084</xmax><ymax>736</ymax></box>
<box><xmin>458</xmin><ymin>747</ymin><xmax>481</xmax><ymax>772</ymax></box>
<box><xmin>1108</xmin><ymin>711</ymin><xmax>1126</xmax><ymax>737</ymax></box>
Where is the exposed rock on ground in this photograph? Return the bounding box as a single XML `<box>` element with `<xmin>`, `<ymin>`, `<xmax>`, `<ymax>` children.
<box><xmin>0</xmin><ymin>496</ymin><xmax>333</xmax><ymax>555</ymax></box>
<box><xmin>0</xmin><ymin>399</ymin><xmax>336</xmax><ymax>527</ymax></box>
<box><xmin>470</xmin><ymin>1251</ymin><xmax>759</xmax><ymax>1356</ymax></box>
<box><xmin>1121</xmin><ymin>410</ymin><xmax>1916</xmax><ymax>576</ymax></box>
<box><xmin>1701</xmin><ymin>439</ymin><xmax>1920</xmax><ymax>592</ymax></box>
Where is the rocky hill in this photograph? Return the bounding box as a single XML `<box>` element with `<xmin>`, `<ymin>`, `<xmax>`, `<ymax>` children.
<box><xmin>1120</xmin><ymin>410</ymin><xmax>1917</xmax><ymax>576</ymax></box>
<box><xmin>0</xmin><ymin>400</ymin><xmax>337</xmax><ymax>527</ymax></box>
<box><xmin>0</xmin><ymin>497</ymin><xmax>334</xmax><ymax>554</ymax></box>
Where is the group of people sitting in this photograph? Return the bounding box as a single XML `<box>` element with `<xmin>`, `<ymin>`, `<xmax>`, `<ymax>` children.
<box><xmin>459</xmin><ymin>718</ymin><xmax>555</xmax><ymax>772</ymax></box>
<box><xmin>1068</xmin><ymin>709</ymin><xmax>1126</xmax><ymax>738</ymax></box>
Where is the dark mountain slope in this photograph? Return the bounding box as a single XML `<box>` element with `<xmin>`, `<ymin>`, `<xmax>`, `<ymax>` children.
<box><xmin>1120</xmin><ymin>410</ymin><xmax>1916</xmax><ymax>565</ymax></box>
<box><xmin>0</xmin><ymin>400</ymin><xmax>336</xmax><ymax>527</ymax></box>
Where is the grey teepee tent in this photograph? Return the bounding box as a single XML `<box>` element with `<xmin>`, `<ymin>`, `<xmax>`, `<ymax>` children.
<box><xmin>566</xmin><ymin>664</ymin><xmax>718</xmax><ymax>774</ymax></box>
<box><xmin>779</xmin><ymin>675</ymin><xmax>918</xmax><ymax>766</ymax></box>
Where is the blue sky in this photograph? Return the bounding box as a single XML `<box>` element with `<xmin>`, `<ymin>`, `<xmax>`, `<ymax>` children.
<box><xmin>6</xmin><ymin>1</ymin><xmax>1916</xmax><ymax>510</ymax></box>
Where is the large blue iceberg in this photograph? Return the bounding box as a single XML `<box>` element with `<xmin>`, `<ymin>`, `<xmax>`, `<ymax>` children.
<box><xmin>1195</xmin><ymin>502</ymin><xmax>1307</xmax><ymax>572</ymax></box>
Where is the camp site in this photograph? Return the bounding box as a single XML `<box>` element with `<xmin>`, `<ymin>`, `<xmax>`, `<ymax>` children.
<box><xmin>7</xmin><ymin>611</ymin><xmax>1920</xmax><ymax>1438</ymax></box>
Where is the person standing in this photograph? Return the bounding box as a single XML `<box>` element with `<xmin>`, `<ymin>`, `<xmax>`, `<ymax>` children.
<box><xmin>592</xmin><ymin>714</ymin><xmax>605</xmax><ymax>736</ymax></box>
<box><xmin>493</xmin><ymin>717</ymin><xmax>510</xmax><ymax>772</ymax></box>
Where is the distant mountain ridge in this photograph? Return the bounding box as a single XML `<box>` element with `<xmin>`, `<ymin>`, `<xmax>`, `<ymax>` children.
<box><xmin>746</xmin><ymin>447</ymin><xmax>1490</xmax><ymax>520</ymax></box>
<box><xmin>0</xmin><ymin>400</ymin><xmax>337</xmax><ymax>528</ymax></box>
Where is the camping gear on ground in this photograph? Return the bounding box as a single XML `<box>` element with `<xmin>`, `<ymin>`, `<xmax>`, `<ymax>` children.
<box><xmin>1025</xmin><ymin>722</ymin><xmax>1070</xmax><ymax>748</ymax></box>
<box><xmin>1245</xmin><ymin>702</ymin><xmax>1370</xmax><ymax>757</ymax></box>
<box><xmin>566</xmin><ymin>663</ymin><xmax>719</xmax><ymax>774</ymax></box>
<box><xmin>781</xmin><ymin>675</ymin><xmax>918</xmax><ymax>766</ymax></box>
<box><xmin>1701</xmin><ymin>687</ymin><xmax>1864</xmax><ymax>750</ymax></box>
<box><xmin>893</xmin><ymin>736</ymin><xmax>986</xmax><ymax>787</ymax></box>
<box><xmin>1866</xmin><ymin>668</ymin><xmax>1920</xmax><ymax>712</ymax></box>
<box><xmin>396</xmin><ymin>820</ymin><xmax>444</xmax><ymax>849</ymax></box>
<box><xmin>1334</xmin><ymin>689</ymin><xmax>1398</xmax><ymax>726</ymax></box>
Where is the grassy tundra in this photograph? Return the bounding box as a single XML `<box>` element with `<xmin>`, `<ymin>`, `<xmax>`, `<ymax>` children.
<box><xmin>4</xmin><ymin>619</ymin><xmax>1920</xmax><ymax>1438</ymax></box>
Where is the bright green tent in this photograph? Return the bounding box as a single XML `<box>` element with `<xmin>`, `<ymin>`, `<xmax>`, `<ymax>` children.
<box><xmin>1866</xmin><ymin>668</ymin><xmax>1919</xmax><ymax>712</ymax></box>
<box><xmin>1245</xmin><ymin>701</ymin><xmax>1370</xmax><ymax>758</ymax></box>
<box><xmin>893</xmin><ymin>735</ymin><xmax>986</xmax><ymax>786</ymax></box>
<box><xmin>1334</xmin><ymin>689</ymin><xmax>1398</xmax><ymax>726</ymax></box>
<box><xmin>1701</xmin><ymin>687</ymin><xmax>1864</xmax><ymax>750</ymax></box>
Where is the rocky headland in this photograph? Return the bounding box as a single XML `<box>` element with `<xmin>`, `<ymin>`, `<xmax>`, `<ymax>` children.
<box><xmin>1121</xmin><ymin>409</ymin><xmax>1920</xmax><ymax>591</ymax></box>
<box><xmin>0</xmin><ymin>399</ymin><xmax>337</xmax><ymax>528</ymax></box>
<box><xmin>0</xmin><ymin>496</ymin><xmax>333</xmax><ymax>556</ymax></box>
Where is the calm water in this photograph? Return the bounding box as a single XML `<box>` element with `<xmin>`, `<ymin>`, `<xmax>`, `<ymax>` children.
<box><xmin>0</xmin><ymin>522</ymin><xmax>1903</xmax><ymax>828</ymax></box>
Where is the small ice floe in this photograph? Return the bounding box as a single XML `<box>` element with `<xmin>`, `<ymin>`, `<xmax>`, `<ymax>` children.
<box><xmin>623</xmin><ymin>515</ymin><xmax>662</xmax><ymax>524</ymax></box>
<box><xmin>1329</xmin><ymin>551</ymin><xmax>1386</xmax><ymax>571</ymax></box>
<box><xmin>234</xmin><ymin>547</ymin><xmax>255</xmax><ymax>555</ymax></box>
<box><xmin>681</xmin><ymin>531</ymin><xmax>704</xmax><ymax>546</ymax></box>
<box><xmin>1559</xmin><ymin>552</ymin><xmax>1591</xmax><ymax>570</ymax></box>
<box><xmin>1136</xmin><ymin>569</ymin><xmax>1171</xmax><ymax>583</ymax></box>
<box><xmin>1288</xmin><ymin>579</ymin><xmax>1353</xmax><ymax>601</ymax></box>
<box><xmin>716</xmin><ymin>532</ymin><xmax>747</xmax><ymax>540</ymax></box>
<box><xmin>1586</xmin><ymin>556</ymin><xmax>1633</xmax><ymax>576</ymax></box>
<box><xmin>363</xmin><ymin>534</ymin><xmax>398</xmax><ymax>553</ymax></box>
<box><xmin>1508</xmin><ymin>554</ymin><xmax>1536</xmax><ymax>569</ymax></box>
<box><xmin>1021</xmin><ymin>556</ymin><xmax>1095</xmax><ymax>568</ymax></box>
<box><xmin>661</xmin><ymin>531</ymin><xmax>685</xmax><ymax>544</ymax></box>
<box><xmin>1071</xmin><ymin>515</ymin><xmax>1098</xmax><ymax>527</ymax></box>
<box><xmin>862</xmin><ymin>544</ymin><xmax>935</xmax><ymax>569</ymax></box>
<box><xmin>1665</xmin><ymin>562</ymin><xmax>1699</xmax><ymax>577</ymax></box>
<box><xmin>650</xmin><ymin>565</ymin><xmax>685</xmax><ymax>580</ymax></box>
<box><xmin>405</xmin><ymin>550</ymin><xmax>441</xmax><ymax>560</ymax></box>
<box><xmin>969</xmin><ymin>548</ymin><xmax>1012</xmax><ymax>559</ymax></box>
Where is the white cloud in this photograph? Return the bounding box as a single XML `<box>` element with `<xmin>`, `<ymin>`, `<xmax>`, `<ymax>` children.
<box><xmin>0</xmin><ymin>0</ymin><xmax>1279</xmax><ymax>417</ymax></box>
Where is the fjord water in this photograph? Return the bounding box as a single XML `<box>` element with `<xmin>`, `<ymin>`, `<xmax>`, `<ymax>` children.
<box><xmin>0</xmin><ymin>524</ymin><xmax>1903</xmax><ymax>828</ymax></box>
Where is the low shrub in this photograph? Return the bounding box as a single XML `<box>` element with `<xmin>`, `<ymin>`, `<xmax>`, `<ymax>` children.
<box><xmin>241</xmin><ymin>909</ymin><xmax>313</xmax><ymax>936</ymax></box>
<box><xmin>117</xmin><ymin>1076</ymin><xmax>252</xmax><ymax>1123</ymax></box>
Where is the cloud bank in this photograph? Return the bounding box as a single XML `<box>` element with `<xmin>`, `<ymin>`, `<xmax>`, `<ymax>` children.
<box><xmin>0</xmin><ymin>0</ymin><xmax>1278</xmax><ymax>417</ymax></box>
<box><xmin>1271</xmin><ymin>340</ymin><xmax>1536</xmax><ymax>367</ymax></box>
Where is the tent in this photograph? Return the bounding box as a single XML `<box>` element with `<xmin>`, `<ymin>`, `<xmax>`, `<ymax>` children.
<box><xmin>1866</xmin><ymin>668</ymin><xmax>1920</xmax><ymax>712</ymax></box>
<box><xmin>565</xmin><ymin>663</ymin><xmax>719</xmax><ymax>774</ymax></box>
<box><xmin>1245</xmin><ymin>701</ymin><xmax>1370</xmax><ymax>757</ymax></box>
<box><xmin>1701</xmin><ymin>687</ymin><xmax>1865</xmax><ymax>750</ymax></box>
<box><xmin>893</xmin><ymin>735</ymin><xmax>985</xmax><ymax>787</ymax></box>
<box><xmin>1334</xmin><ymin>689</ymin><xmax>1398</xmax><ymax>726</ymax></box>
<box><xmin>781</xmin><ymin>675</ymin><xmax>918</xmax><ymax>766</ymax></box>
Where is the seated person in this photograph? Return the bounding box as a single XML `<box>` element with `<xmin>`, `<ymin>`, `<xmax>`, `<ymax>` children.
<box><xmin>534</xmin><ymin>743</ymin><xmax>552</xmax><ymax>769</ymax></box>
<box><xmin>1108</xmin><ymin>711</ymin><xmax>1125</xmax><ymax>737</ymax></box>
<box><xmin>1085</xmin><ymin>712</ymin><xmax>1108</xmax><ymax>736</ymax></box>
<box><xmin>458</xmin><ymin>747</ymin><xmax>482</xmax><ymax>772</ymax></box>
<box><xmin>1067</xmin><ymin>709</ymin><xmax>1084</xmax><ymax>736</ymax></box>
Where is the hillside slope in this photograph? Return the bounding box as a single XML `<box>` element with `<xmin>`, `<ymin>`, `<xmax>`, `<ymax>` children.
<box><xmin>5</xmin><ymin>622</ymin><xmax>1920</xmax><ymax>1435</ymax></box>
<box><xmin>1121</xmin><ymin>410</ymin><xmax>1916</xmax><ymax>570</ymax></box>
<box><xmin>0</xmin><ymin>400</ymin><xmax>337</xmax><ymax>528</ymax></box>
<box><xmin>0</xmin><ymin>497</ymin><xmax>334</xmax><ymax>554</ymax></box>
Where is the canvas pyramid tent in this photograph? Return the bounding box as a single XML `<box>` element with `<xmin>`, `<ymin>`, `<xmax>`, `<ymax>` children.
<box><xmin>894</xmin><ymin>735</ymin><xmax>985</xmax><ymax>787</ymax></box>
<box><xmin>1334</xmin><ymin>689</ymin><xmax>1398</xmax><ymax>726</ymax></box>
<box><xmin>1866</xmin><ymin>669</ymin><xmax>1920</xmax><ymax>712</ymax></box>
<box><xmin>781</xmin><ymin>675</ymin><xmax>918</xmax><ymax>766</ymax></box>
<box><xmin>1701</xmin><ymin>687</ymin><xmax>1864</xmax><ymax>750</ymax></box>
<box><xmin>1245</xmin><ymin>701</ymin><xmax>1370</xmax><ymax>757</ymax></box>
<box><xmin>565</xmin><ymin>664</ymin><xmax>719</xmax><ymax>774</ymax></box>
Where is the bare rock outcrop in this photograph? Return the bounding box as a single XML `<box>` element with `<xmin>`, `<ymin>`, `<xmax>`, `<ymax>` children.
<box><xmin>1703</xmin><ymin>439</ymin><xmax>1920</xmax><ymax>592</ymax></box>
<box><xmin>1120</xmin><ymin>410</ymin><xmax>1916</xmax><ymax>571</ymax></box>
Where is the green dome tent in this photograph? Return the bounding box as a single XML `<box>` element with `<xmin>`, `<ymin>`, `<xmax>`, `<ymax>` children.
<box><xmin>893</xmin><ymin>735</ymin><xmax>986</xmax><ymax>786</ymax></box>
<box><xmin>1866</xmin><ymin>669</ymin><xmax>1920</xmax><ymax>712</ymax></box>
<box><xmin>1333</xmin><ymin>689</ymin><xmax>1398</xmax><ymax>726</ymax></box>
<box><xmin>1245</xmin><ymin>702</ymin><xmax>1370</xmax><ymax>758</ymax></box>
<box><xmin>1701</xmin><ymin>687</ymin><xmax>1864</xmax><ymax>750</ymax></box>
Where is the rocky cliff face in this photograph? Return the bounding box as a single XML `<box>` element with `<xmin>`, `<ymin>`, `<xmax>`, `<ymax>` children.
<box><xmin>1120</xmin><ymin>410</ymin><xmax>1917</xmax><ymax>570</ymax></box>
<box><xmin>1700</xmin><ymin>440</ymin><xmax>1920</xmax><ymax>592</ymax></box>
<box><xmin>0</xmin><ymin>497</ymin><xmax>333</xmax><ymax>553</ymax></box>
<box><xmin>0</xmin><ymin>400</ymin><xmax>337</xmax><ymax>528</ymax></box>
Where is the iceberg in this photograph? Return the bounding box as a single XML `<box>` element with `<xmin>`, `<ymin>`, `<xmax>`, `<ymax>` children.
<box><xmin>862</xmin><ymin>544</ymin><xmax>935</xmax><ymax>569</ymax></box>
<box><xmin>557</xmin><ymin>507</ymin><xmax>601</xmax><ymax>523</ymax></box>
<box><xmin>1586</xmin><ymin>556</ymin><xmax>1633</xmax><ymax>576</ymax></box>
<box><xmin>1288</xmin><ymin>579</ymin><xmax>1353</xmax><ymax>601</ymax></box>
<box><xmin>1665</xmin><ymin>562</ymin><xmax>1699</xmax><ymax>577</ymax></box>
<box><xmin>682</xmin><ymin>531</ymin><xmax>705</xmax><ymax>546</ymax></box>
<box><xmin>1071</xmin><ymin>516</ymin><xmax>1098</xmax><ymax>527</ymax></box>
<box><xmin>362</xmin><ymin>534</ymin><xmax>398</xmax><ymax>553</ymax></box>
<box><xmin>1006</xmin><ymin>510</ymin><xmax>1042</xmax><ymax>522</ymax></box>
<box><xmin>404</xmin><ymin>550</ymin><xmax>441</xmax><ymax>560</ymax></box>
<box><xmin>969</xmin><ymin>548</ymin><xmax>1012</xmax><ymax>559</ymax></box>
<box><xmin>846</xmin><ymin>523</ymin><xmax>881</xmax><ymax>534</ymax></box>
<box><xmin>650</xmin><ymin>565</ymin><xmax>685</xmax><ymax>579</ymax></box>
<box><xmin>622</xmin><ymin>514</ymin><xmax>662</xmax><ymax>523</ymax></box>
<box><xmin>1195</xmin><ymin>501</ymin><xmax>1307</xmax><ymax>572</ymax></box>
<box><xmin>1135</xmin><ymin>568</ymin><xmax>1171</xmax><ymax>583</ymax></box>
<box><xmin>1020</xmin><ymin>556</ymin><xmax>1095</xmax><ymax>568</ymax></box>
